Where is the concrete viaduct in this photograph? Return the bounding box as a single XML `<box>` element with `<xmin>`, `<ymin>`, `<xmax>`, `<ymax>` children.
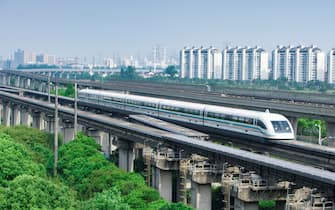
<box><xmin>0</xmin><ymin>70</ymin><xmax>335</xmax><ymax>141</ymax></box>
<box><xmin>0</xmin><ymin>89</ymin><xmax>335</xmax><ymax>209</ymax></box>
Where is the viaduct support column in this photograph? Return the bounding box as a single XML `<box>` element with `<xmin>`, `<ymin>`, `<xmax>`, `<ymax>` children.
<box><xmin>6</xmin><ymin>75</ymin><xmax>11</xmax><ymax>86</ymax></box>
<box><xmin>32</xmin><ymin>112</ymin><xmax>43</xmax><ymax>130</ymax></box>
<box><xmin>2</xmin><ymin>102</ymin><xmax>10</xmax><ymax>126</ymax></box>
<box><xmin>12</xmin><ymin>105</ymin><xmax>21</xmax><ymax>126</ymax></box>
<box><xmin>25</xmin><ymin>78</ymin><xmax>31</xmax><ymax>89</ymax></box>
<box><xmin>1</xmin><ymin>74</ymin><xmax>5</xmax><ymax>85</ymax></box>
<box><xmin>100</xmin><ymin>132</ymin><xmax>112</xmax><ymax>158</ymax></box>
<box><xmin>327</xmin><ymin>122</ymin><xmax>335</xmax><ymax>147</ymax></box>
<box><xmin>117</xmin><ymin>140</ymin><xmax>135</xmax><ymax>172</ymax></box>
<box><xmin>14</xmin><ymin>76</ymin><xmax>20</xmax><ymax>87</ymax></box>
<box><xmin>85</xmin><ymin>129</ymin><xmax>112</xmax><ymax>158</ymax></box>
<box><xmin>45</xmin><ymin>115</ymin><xmax>55</xmax><ymax>133</ymax></box>
<box><xmin>288</xmin><ymin>116</ymin><xmax>298</xmax><ymax>136</ymax></box>
<box><xmin>191</xmin><ymin>182</ymin><xmax>212</xmax><ymax>210</ymax></box>
<box><xmin>20</xmin><ymin>109</ymin><xmax>32</xmax><ymax>126</ymax></box>
<box><xmin>151</xmin><ymin>148</ymin><xmax>180</xmax><ymax>202</ymax></box>
<box><xmin>190</xmin><ymin>162</ymin><xmax>223</xmax><ymax>210</ymax></box>
<box><xmin>61</xmin><ymin>121</ymin><xmax>75</xmax><ymax>143</ymax></box>
<box><xmin>19</xmin><ymin>78</ymin><xmax>25</xmax><ymax>88</ymax></box>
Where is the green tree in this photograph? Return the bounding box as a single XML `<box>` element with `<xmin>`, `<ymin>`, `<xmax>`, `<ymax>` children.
<box><xmin>164</xmin><ymin>65</ymin><xmax>178</xmax><ymax>78</ymax></box>
<box><xmin>0</xmin><ymin>133</ymin><xmax>45</xmax><ymax>186</ymax></box>
<box><xmin>64</xmin><ymin>83</ymin><xmax>75</xmax><ymax>97</ymax></box>
<box><xmin>0</xmin><ymin>126</ymin><xmax>55</xmax><ymax>167</ymax></box>
<box><xmin>121</xmin><ymin>66</ymin><xmax>138</xmax><ymax>79</ymax></box>
<box><xmin>55</xmin><ymin>134</ymin><xmax>108</xmax><ymax>189</ymax></box>
<box><xmin>158</xmin><ymin>202</ymin><xmax>193</xmax><ymax>210</ymax></box>
<box><xmin>0</xmin><ymin>175</ymin><xmax>77</xmax><ymax>210</ymax></box>
<box><xmin>81</xmin><ymin>188</ymin><xmax>129</xmax><ymax>210</ymax></box>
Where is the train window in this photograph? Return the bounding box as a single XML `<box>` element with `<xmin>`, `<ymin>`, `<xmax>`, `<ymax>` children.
<box><xmin>246</xmin><ymin>118</ymin><xmax>253</xmax><ymax>125</ymax></box>
<box><xmin>180</xmin><ymin>108</ymin><xmax>200</xmax><ymax>115</ymax></box>
<box><xmin>271</xmin><ymin>121</ymin><xmax>291</xmax><ymax>133</ymax></box>
<box><xmin>144</xmin><ymin>102</ymin><xmax>155</xmax><ymax>107</ymax></box>
<box><xmin>256</xmin><ymin>120</ymin><xmax>267</xmax><ymax>129</ymax></box>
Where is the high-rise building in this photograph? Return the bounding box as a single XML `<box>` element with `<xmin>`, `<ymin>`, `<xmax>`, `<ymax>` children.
<box><xmin>328</xmin><ymin>49</ymin><xmax>335</xmax><ymax>84</ymax></box>
<box><xmin>46</xmin><ymin>55</ymin><xmax>56</xmax><ymax>65</ymax></box>
<box><xmin>180</xmin><ymin>46</ymin><xmax>222</xmax><ymax>80</ymax></box>
<box><xmin>222</xmin><ymin>46</ymin><xmax>268</xmax><ymax>80</ymax></box>
<box><xmin>24</xmin><ymin>52</ymin><xmax>36</xmax><ymax>64</ymax></box>
<box><xmin>36</xmin><ymin>54</ymin><xmax>44</xmax><ymax>63</ymax></box>
<box><xmin>272</xmin><ymin>45</ymin><xmax>325</xmax><ymax>82</ymax></box>
<box><xmin>152</xmin><ymin>45</ymin><xmax>167</xmax><ymax>70</ymax></box>
<box><xmin>14</xmin><ymin>49</ymin><xmax>25</xmax><ymax>67</ymax></box>
<box><xmin>36</xmin><ymin>54</ymin><xmax>56</xmax><ymax>65</ymax></box>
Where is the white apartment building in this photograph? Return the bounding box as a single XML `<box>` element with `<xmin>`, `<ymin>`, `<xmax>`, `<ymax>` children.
<box><xmin>328</xmin><ymin>49</ymin><xmax>335</xmax><ymax>84</ymax></box>
<box><xmin>36</xmin><ymin>54</ymin><xmax>56</xmax><ymax>65</ymax></box>
<box><xmin>222</xmin><ymin>46</ymin><xmax>268</xmax><ymax>80</ymax></box>
<box><xmin>272</xmin><ymin>45</ymin><xmax>325</xmax><ymax>82</ymax></box>
<box><xmin>180</xmin><ymin>47</ymin><xmax>222</xmax><ymax>80</ymax></box>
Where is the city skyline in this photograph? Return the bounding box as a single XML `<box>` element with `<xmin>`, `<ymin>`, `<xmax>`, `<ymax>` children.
<box><xmin>1</xmin><ymin>0</ymin><xmax>335</xmax><ymax>58</ymax></box>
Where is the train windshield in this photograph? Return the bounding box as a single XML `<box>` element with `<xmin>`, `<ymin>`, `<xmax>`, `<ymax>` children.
<box><xmin>271</xmin><ymin>121</ymin><xmax>291</xmax><ymax>133</ymax></box>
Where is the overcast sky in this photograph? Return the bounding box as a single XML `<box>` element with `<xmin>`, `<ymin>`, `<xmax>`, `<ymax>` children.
<box><xmin>1</xmin><ymin>0</ymin><xmax>334</xmax><ymax>58</ymax></box>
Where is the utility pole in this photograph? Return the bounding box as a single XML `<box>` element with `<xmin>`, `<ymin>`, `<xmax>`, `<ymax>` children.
<box><xmin>48</xmin><ymin>72</ymin><xmax>51</xmax><ymax>103</ymax></box>
<box><xmin>53</xmin><ymin>83</ymin><xmax>59</xmax><ymax>176</ymax></box>
<box><xmin>74</xmin><ymin>82</ymin><xmax>78</xmax><ymax>136</ymax></box>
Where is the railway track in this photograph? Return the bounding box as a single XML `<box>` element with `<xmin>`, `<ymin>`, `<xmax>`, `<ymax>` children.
<box><xmin>209</xmin><ymin>133</ymin><xmax>335</xmax><ymax>172</ymax></box>
<box><xmin>2</xmin><ymin>85</ymin><xmax>335</xmax><ymax>172</ymax></box>
<box><xmin>3</xmin><ymin>70</ymin><xmax>335</xmax><ymax>106</ymax></box>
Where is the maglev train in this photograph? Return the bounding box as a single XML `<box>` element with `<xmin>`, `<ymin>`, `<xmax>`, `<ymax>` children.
<box><xmin>78</xmin><ymin>89</ymin><xmax>295</xmax><ymax>140</ymax></box>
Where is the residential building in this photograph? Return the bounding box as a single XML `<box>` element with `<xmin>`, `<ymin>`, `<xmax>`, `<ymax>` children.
<box><xmin>36</xmin><ymin>54</ymin><xmax>56</xmax><ymax>65</ymax></box>
<box><xmin>272</xmin><ymin>45</ymin><xmax>325</xmax><ymax>82</ymax></box>
<box><xmin>222</xmin><ymin>46</ymin><xmax>268</xmax><ymax>80</ymax></box>
<box><xmin>328</xmin><ymin>49</ymin><xmax>335</xmax><ymax>84</ymax></box>
<box><xmin>14</xmin><ymin>49</ymin><xmax>25</xmax><ymax>67</ymax></box>
<box><xmin>152</xmin><ymin>45</ymin><xmax>167</xmax><ymax>70</ymax></box>
<box><xmin>180</xmin><ymin>46</ymin><xmax>222</xmax><ymax>80</ymax></box>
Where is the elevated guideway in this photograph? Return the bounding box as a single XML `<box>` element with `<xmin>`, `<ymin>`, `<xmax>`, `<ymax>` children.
<box><xmin>2</xmin><ymin>85</ymin><xmax>335</xmax><ymax>171</ymax></box>
<box><xmin>0</xmin><ymin>90</ymin><xmax>335</xmax><ymax>196</ymax></box>
<box><xmin>129</xmin><ymin>114</ymin><xmax>209</xmax><ymax>140</ymax></box>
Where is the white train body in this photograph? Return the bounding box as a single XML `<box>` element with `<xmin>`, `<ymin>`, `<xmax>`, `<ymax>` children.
<box><xmin>78</xmin><ymin>89</ymin><xmax>295</xmax><ymax>140</ymax></box>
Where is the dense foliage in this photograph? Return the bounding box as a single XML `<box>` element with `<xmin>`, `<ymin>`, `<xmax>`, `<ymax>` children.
<box><xmin>297</xmin><ymin>118</ymin><xmax>326</xmax><ymax>138</ymax></box>
<box><xmin>0</xmin><ymin>133</ymin><xmax>44</xmax><ymax>186</ymax></box>
<box><xmin>53</xmin><ymin>83</ymin><xmax>75</xmax><ymax>98</ymax></box>
<box><xmin>164</xmin><ymin>65</ymin><xmax>178</xmax><ymax>78</ymax></box>
<box><xmin>56</xmin><ymin>132</ymin><xmax>191</xmax><ymax>209</ymax></box>
<box><xmin>0</xmin><ymin>175</ymin><xmax>77</xmax><ymax>210</ymax></box>
<box><xmin>0</xmin><ymin>126</ymin><xmax>192</xmax><ymax>209</ymax></box>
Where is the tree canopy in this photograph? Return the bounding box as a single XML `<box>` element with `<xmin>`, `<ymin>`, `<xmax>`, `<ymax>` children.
<box><xmin>0</xmin><ymin>175</ymin><xmax>77</xmax><ymax>210</ymax></box>
<box><xmin>0</xmin><ymin>127</ymin><xmax>193</xmax><ymax>210</ymax></box>
<box><xmin>164</xmin><ymin>65</ymin><xmax>178</xmax><ymax>78</ymax></box>
<box><xmin>0</xmin><ymin>133</ymin><xmax>45</xmax><ymax>186</ymax></box>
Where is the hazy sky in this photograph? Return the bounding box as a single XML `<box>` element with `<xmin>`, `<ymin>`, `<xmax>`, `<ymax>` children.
<box><xmin>1</xmin><ymin>0</ymin><xmax>334</xmax><ymax>58</ymax></box>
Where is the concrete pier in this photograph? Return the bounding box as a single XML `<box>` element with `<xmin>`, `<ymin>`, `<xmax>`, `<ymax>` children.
<box><xmin>117</xmin><ymin>140</ymin><xmax>135</xmax><ymax>172</ymax></box>
<box><xmin>61</xmin><ymin>121</ymin><xmax>75</xmax><ymax>143</ymax></box>
<box><xmin>20</xmin><ymin>109</ymin><xmax>32</xmax><ymax>126</ymax></box>
<box><xmin>32</xmin><ymin>111</ymin><xmax>43</xmax><ymax>130</ymax></box>
<box><xmin>151</xmin><ymin>148</ymin><xmax>180</xmax><ymax>202</ymax></box>
<box><xmin>286</xmin><ymin>187</ymin><xmax>334</xmax><ymax>210</ymax></box>
<box><xmin>12</xmin><ymin>105</ymin><xmax>21</xmax><ymax>126</ymax></box>
<box><xmin>2</xmin><ymin>102</ymin><xmax>10</xmax><ymax>126</ymax></box>
<box><xmin>190</xmin><ymin>160</ymin><xmax>223</xmax><ymax>210</ymax></box>
<box><xmin>222</xmin><ymin>168</ymin><xmax>290</xmax><ymax>210</ymax></box>
<box><xmin>86</xmin><ymin>129</ymin><xmax>112</xmax><ymax>158</ymax></box>
<box><xmin>327</xmin><ymin>122</ymin><xmax>335</xmax><ymax>147</ymax></box>
<box><xmin>288</xmin><ymin>116</ymin><xmax>298</xmax><ymax>136</ymax></box>
<box><xmin>44</xmin><ymin>115</ymin><xmax>55</xmax><ymax>133</ymax></box>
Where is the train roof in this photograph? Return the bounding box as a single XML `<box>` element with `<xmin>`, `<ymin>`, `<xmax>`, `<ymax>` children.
<box><xmin>79</xmin><ymin>89</ymin><xmax>285</xmax><ymax>120</ymax></box>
